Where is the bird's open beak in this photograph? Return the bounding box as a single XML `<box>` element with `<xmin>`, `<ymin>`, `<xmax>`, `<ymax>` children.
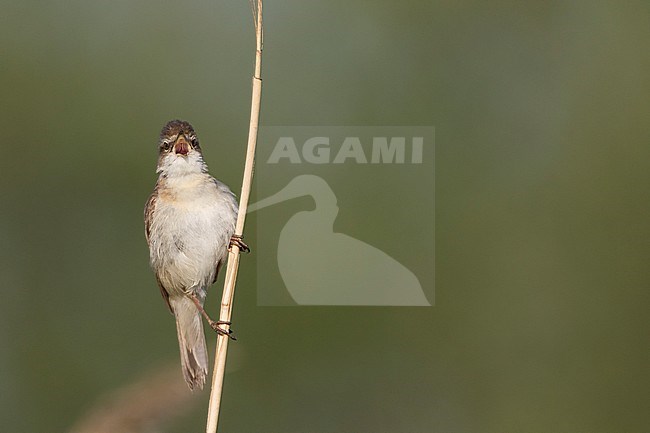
<box><xmin>174</xmin><ymin>135</ymin><xmax>190</xmax><ymax>155</ymax></box>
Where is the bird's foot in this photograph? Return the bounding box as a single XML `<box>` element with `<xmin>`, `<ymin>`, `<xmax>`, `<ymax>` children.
<box><xmin>229</xmin><ymin>234</ymin><xmax>250</xmax><ymax>253</ymax></box>
<box><xmin>209</xmin><ymin>319</ymin><xmax>237</xmax><ymax>340</ymax></box>
<box><xmin>186</xmin><ymin>292</ymin><xmax>237</xmax><ymax>340</ymax></box>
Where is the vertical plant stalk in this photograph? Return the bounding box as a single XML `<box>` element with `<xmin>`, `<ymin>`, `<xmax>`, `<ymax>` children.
<box><xmin>205</xmin><ymin>1</ymin><xmax>263</xmax><ymax>432</ymax></box>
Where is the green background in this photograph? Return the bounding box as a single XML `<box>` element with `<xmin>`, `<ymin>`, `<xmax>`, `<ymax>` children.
<box><xmin>255</xmin><ymin>126</ymin><xmax>435</xmax><ymax>306</ymax></box>
<box><xmin>1</xmin><ymin>1</ymin><xmax>648</xmax><ymax>432</ymax></box>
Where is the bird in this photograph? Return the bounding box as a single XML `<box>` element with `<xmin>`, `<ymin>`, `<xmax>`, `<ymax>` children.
<box><xmin>144</xmin><ymin>120</ymin><xmax>248</xmax><ymax>390</ymax></box>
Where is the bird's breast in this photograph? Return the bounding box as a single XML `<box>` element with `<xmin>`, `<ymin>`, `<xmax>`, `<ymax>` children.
<box><xmin>149</xmin><ymin>175</ymin><xmax>237</xmax><ymax>290</ymax></box>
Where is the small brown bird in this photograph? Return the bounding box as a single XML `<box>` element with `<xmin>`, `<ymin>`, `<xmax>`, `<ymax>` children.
<box><xmin>144</xmin><ymin>120</ymin><xmax>248</xmax><ymax>390</ymax></box>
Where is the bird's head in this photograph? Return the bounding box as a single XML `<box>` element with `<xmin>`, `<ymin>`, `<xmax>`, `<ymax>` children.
<box><xmin>156</xmin><ymin>120</ymin><xmax>207</xmax><ymax>176</ymax></box>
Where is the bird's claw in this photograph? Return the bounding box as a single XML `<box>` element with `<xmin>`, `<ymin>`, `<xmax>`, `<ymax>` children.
<box><xmin>229</xmin><ymin>234</ymin><xmax>250</xmax><ymax>253</ymax></box>
<box><xmin>209</xmin><ymin>320</ymin><xmax>237</xmax><ymax>340</ymax></box>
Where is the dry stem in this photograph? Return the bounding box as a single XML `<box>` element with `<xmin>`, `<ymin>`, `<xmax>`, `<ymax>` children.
<box><xmin>205</xmin><ymin>1</ymin><xmax>263</xmax><ymax>432</ymax></box>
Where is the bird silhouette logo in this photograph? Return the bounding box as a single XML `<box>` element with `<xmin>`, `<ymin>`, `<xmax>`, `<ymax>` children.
<box><xmin>249</xmin><ymin>174</ymin><xmax>430</xmax><ymax>306</ymax></box>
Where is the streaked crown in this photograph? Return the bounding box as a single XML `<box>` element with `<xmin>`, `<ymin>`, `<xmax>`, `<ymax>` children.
<box><xmin>158</xmin><ymin>120</ymin><xmax>201</xmax><ymax>153</ymax></box>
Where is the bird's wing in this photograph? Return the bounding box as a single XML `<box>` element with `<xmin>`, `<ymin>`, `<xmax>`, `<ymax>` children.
<box><xmin>212</xmin><ymin>259</ymin><xmax>224</xmax><ymax>284</ymax></box>
<box><xmin>144</xmin><ymin>186</ymin><xmax>158</xmax><ymax>245</ymax></box>
<box><xmin>144</xmin><ymin>185</ymin><xmax>173</xmax><ymax>314</ymax></box>
<box><xmin>211</xmin><ymin>177</ymin><xmax>238</xmax><ymax>284</ymax></box>
<box><xmin>211</xmin><ymin>178</ymin><xmax>239</xmax><ymax>215</ymax></box>
<box><xmin>155</xmin><ymin>274</ymin><xmax>173</xmax><ymax>314</ymax></box>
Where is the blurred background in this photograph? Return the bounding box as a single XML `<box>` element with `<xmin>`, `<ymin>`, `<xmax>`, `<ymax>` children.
<box><xmin>1</xmin><ymin>1</ymin><xmax>648</xmax><ymax>432</ymax></box>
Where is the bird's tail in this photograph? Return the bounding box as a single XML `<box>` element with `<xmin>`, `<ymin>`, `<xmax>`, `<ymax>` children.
<box><xmin>171</xmin><ymin>296</ymin><xmax>208</xmax><ymax>390</ymax></box>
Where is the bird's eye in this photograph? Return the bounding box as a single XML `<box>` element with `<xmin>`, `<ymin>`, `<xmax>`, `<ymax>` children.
<box><xmin>161</xmin><ymin>140</ymin><xmax>172</xmax><ymax>151</ymax></box>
